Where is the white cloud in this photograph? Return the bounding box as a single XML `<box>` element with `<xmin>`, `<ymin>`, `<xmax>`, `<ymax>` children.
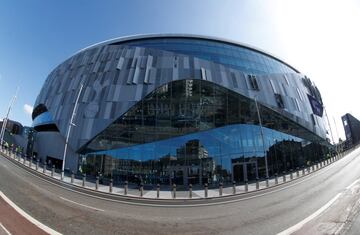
<box><xmin>23</xmin><ymin>104</ymin><xmax>33</xmax><ymax>116</ymax></box>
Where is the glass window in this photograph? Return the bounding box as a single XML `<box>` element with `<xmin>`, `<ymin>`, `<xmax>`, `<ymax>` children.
<box><xmin>120</xmin><ymin>38</ymin><xmax>297</xmax><ymax>75</ymax></box>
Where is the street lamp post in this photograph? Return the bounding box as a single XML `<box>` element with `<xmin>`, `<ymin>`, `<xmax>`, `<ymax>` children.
<box><xmin>61</xmin><ymin>83</ymin><xmax>84</xmax><ymax>180</ymax></box>
<box><xmin>254</xmin><ymin>96</ymin><xmax>269</xmax><ymax>179</ymax></box>
<box><xmin>0</xmin><ymin>87</ymin><xmax>19</xmax><ymax>147</ymax></box>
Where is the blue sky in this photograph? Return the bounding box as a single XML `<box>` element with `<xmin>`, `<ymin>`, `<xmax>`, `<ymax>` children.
<box><xmin>0</xmin><ymin>0</ymin><xmax>359</xmax><ymax>141</ymax></box>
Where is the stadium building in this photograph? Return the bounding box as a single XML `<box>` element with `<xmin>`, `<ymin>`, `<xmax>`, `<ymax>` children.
<box><xmin>32</xmin><ymin>34</ymin><xmax>331</xmax><ymax>187</ymax></box>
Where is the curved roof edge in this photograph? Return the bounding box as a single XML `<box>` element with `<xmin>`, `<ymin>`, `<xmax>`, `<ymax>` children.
<box><xmin>75</xmin><ymin>33</ymin><xmax>300</xmax><ymax>73</ymax></box>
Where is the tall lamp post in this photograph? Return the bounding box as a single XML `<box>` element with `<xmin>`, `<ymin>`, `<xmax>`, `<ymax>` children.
<box><xmin>324</xmin><ymin>106</ymin><xmax>335</xmax><ymax>145</ymax></box>
<box><xmin>61</xmin><ymin>83</ymin><xmax>84</xmax><ymax>180</ymax></box>
<box><xmin>0</xmin><ymin>87</ymin><xmax>19</xmax><ymax>147</ymax></box>
<box><xmin>254</xmin><ymin>96</ymin><xmax>269</xmax><ymax>179</ymax></box>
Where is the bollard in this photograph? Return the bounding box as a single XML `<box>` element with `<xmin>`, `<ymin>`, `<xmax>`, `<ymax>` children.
<box><xmin>156</xmin><ymin>183</ymin><xmax>160</xmax><ymax>198</ymax></box>
<box><xmin>172</xmin><ymin>183</ymin><xmax>176</xmax><ymax>199</ymax></box>
<box><xmin>36</xmin><ymin>159</ymin><xmax>39</xmax><ymax>171</ymax></box>
<box><xmin>109</xmin><ymin>179</ymin><xmax>113</xmax><ymax>193</ymax></box>
<box><xmin>140</xmin><ymin>182</ymin><xmax>144</xmax><ymax>197</ymax></box>
<box><xmin>61</xmin><ymin>171</ymin><xmax>64</xmax><ymax>181</ymax></box>
<box><xmin>71</xmin><ymin>171</ymin><xmax>74</xmax><ymax>184</ymax></box>
<box><xmin>204</xmin><ymin>183</ymin><xmax>208</xmax><ymax>198</ymax></box>
<box><xmin>275</xmin><ymin>174</ymin><xmax>278</xmax><ymax>185</ymax></box>
<box><xmin>29</xmin><ymin>158</ymin><xmax>32</xmax><ymax>168</ymax></box>
<box><xmin>266</xmin><ymin>177</ymin><xmax>269</xmax><ymax>188</ymax></box>
<box><xmin>51</xmin><ymin>165</ymin><xmax>55</xmax><ymax>177</ymax></box>
<box><xmin>124</xmin><ymin>181</ymin><xmax>128</xmax><ymax>195</ymax></box>
<box><xmin>296</xmin><ymin>167</ymin><xmax>299</xmax><ymax>177</ymax></box>
<box><xmin>95</xmin><ymin>176</ymin><xmax>99</xmax><ymax>190</ymax></box>
<box><xmin>256</xmin><ymin>178</ymin><xmax>259</xmax><ymax>190</ymax></box>
<box><xmin>290</xmin><ymin>170</ymin><xmax>293</xmax><ymax>180</ymax></box>
<box><xmin>219</xmin><ymin>182</ymin><xmax>223</xmax><ymax>196</ymax></box>
<box><xmin>43</xmin><ymin>162</ymin><xmax>47</xmax><ymax>173</ymax></box>
<box><xmin>312</xmin><ymin>165</ymin><xmax>315</xmax><ymax>171</ymax></box>
<box><xmin>23</xmin><ymin>156</ymin><xmax>26</xmax><ymax>164</ymax></box>
<box><xmin>189</xmin><ymin>184</ymin><xmax>193</xmax><ymax>198</ymax></box>
<box><xmin>82</xmin><ymin>174</ymin><xmax>86</xmax><ymax>187</ymax></box>
<box><xmin>302</xmin><ymin>167</ymin><xmax>305</xmax><ymax>176</ymax></box>
<box><xmin>307</xmin><ymin>166</ymin><xmax>310</xmax><ymax>173</ymax></box>
<box><xmin>245</xmin><ymin>180</ymin><xmax>248</xmax><ymax>192</ymax></box>
<box><xmin>232</xmin><ymin>181</ymin><xmax>236</xmax><ymax>194</ymax></box>
<box><xmin>283</xmin><ymin>171</ymin><xmax>286</xmax><ymax>182</ymax></box>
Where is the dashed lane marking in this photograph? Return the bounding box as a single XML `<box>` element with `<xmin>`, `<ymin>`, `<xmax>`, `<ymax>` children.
<box><xmin>59</xmin><ymin>196</ymin><xmax>105</xmax><ymax>212</ymax></box>
<box><xmin>346</xmin><ymin>179</ymin><xmax>360</xmax><ymax>190</ymax></box>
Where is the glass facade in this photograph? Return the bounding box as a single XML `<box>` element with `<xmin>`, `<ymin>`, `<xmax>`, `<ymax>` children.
<box><xmin>32</xmin><ymin>111</ymin><xmax>54</xmax><ymax>127</ymax></box>
<box><xmin>82</xmin><ymin>79</ymin><xmax>328</xmax><ymax>188</ymax></box>
<box><xmin>117</xmin><ymin>37</ymin><xmax>297</xmax><ymax>75</ymax></box>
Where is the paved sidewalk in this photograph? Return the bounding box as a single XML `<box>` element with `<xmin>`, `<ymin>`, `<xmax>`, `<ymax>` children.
<box><xmin>1</xmin><ymin>149</ymin><xmax>344</xmax><ymax>200</ymax></box>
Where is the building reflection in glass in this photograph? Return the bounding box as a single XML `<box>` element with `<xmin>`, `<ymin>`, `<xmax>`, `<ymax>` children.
<box><xmin>81</xmin><ymin>79</ymin><xmax>329</xmax><ymax>188</ymax></box>
<box><xmin>83</xmin><ymin>123</ymin><xmax>327</xmax><ymax>188</ymax></box>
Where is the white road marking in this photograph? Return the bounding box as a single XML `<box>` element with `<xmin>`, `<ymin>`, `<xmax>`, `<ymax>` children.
<box><xmin>0</xmin><ymin>223</ymin><xmax>12</xmax><ymax>235</ymax></box>
<box><xmin>277</xmin><ymin>178</ymin><xmax>360</xmax><ymax>235</ymax></box>
<box><xmin>0</xmin><ymin>191</ymin><xmax>62</xmax><ymax>235</ymax></box>
<box><xmin>277</xmin><ymin>193</ymin><xmax>342</xmax><ymax>235</ymax></box>
<box><xmin>346</xmin><ymin>179</ymin><xmax>360</xmax><ymax>190</ymax></box>
<box><xmin>59</xmin><ymin>196</ymin><xmax>105</xmax><ymax>212</ymax></box>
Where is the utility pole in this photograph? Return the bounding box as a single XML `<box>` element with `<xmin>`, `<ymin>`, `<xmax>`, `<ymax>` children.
<box><xmin>333</xmin><ymin>116</ymin><xmax>340</xmax><ymax>143</ymax></box>
<box><xmin>254</xmin><ymin>96</ymin><xmax>269</xmax><ymax>179</ymax></box>
<box><xmin>324</xmin><ymin>107</ymin><xmax>335</xmax><ymax>145</ymax></box>
<box><xmin>0</xmin><ymin>87</ymin><xmax>19</xmax><ymax>147</ymax></box>
<box><xmin>61</xmin><ymin>83</ymin><xmax>84</xmax><ymax>180</ymax></box>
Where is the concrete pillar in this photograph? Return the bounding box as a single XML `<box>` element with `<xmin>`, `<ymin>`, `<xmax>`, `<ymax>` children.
<box><xmin>109</xmin><ymin>179</ymin><xmax>113</xmax><ymax>193</ymax></box>
<box><xmin>82</xmin><ymin>174</ymin><xmax>86</xmax><ymax>187</ymax></box>
<box><xmin>140</xmin><ymin>182</ymin><xmax>144</xmax><ymax>197</ymax></box>
<box><xmin>172</xmin><ymin>183</ymin><xmax>176</xmax><ymax>199</ymax></box>
<box><xmin>156</xmin><ymin>183</ymin><xmax>160</xmax><ymax>199</ymax></box>
<box><xmin>95</xmin><ymin>176</ymin><xmax>99</xmax><ymax>190</ymax></box>
<box><xmin>71</xmin><ymin>171</ymin><xmax>74</xmax><ymax>184</ymax></box>
<box><xmin>283</xmin><ymin>171</ymin><xmax>286</xmax><ymax>182</ymax></box>
<box><xmin>124</xmin><ymin>181</ymin><xmax>128</xmax><ymax>196</ymax></box>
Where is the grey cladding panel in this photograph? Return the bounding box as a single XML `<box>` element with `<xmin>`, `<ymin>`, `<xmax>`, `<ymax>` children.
<box><xmin>34</xmin><ymin>43</ymin><xmax>327</xmax><ymax>152</ymax></box>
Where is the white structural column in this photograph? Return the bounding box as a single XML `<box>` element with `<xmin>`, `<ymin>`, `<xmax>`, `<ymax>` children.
<box><xmin>61</xmin><ymin>83</ymin><xmax>84</xmax><ymax>179</ymax></box>
<box><xmin>254</xmin><ymin>96</ymin><xmax>269</xmax><ymax>179</ymax></box>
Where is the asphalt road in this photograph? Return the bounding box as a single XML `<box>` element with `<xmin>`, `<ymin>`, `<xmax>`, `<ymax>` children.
<box><xmin>1</xmin><ymin>148</ymin><xmax>360</xmax><ymax>235</ymax></box>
